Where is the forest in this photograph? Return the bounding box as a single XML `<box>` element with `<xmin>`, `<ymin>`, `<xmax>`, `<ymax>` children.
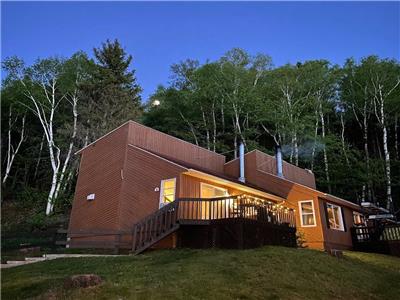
<box><xmin>2</xmin><ymin>40</ymin><xmax>400</xmax><ymax>225</ymax></box>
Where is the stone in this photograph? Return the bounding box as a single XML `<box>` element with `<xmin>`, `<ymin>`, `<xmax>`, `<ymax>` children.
<box><xmin>19</xmin><ymin>246</ymin><xmax>41</xmax><ymax>254</ymax></box>
<box><xmin>329</xmin><ymin>249</ymin><xmax>343</xmax><ymax>258</ymax></box>
<box><xmin>64</xmin><ymin>274</ymin><xmax>103</xmax><ymax>289</ymax></box>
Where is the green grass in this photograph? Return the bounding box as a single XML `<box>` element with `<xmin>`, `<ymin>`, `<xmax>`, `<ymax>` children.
<box><xmin>2</xmin><ymin>247</ymin><xmax>400</xmax><ymax>300</ymax></box>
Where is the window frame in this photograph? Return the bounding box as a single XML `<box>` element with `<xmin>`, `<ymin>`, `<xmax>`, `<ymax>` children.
<box><xmin>326</xmin><ymin>202</ymin><xmax>345</xmax><ymax>231</ymax></box>
<box><xmin>298</xmin><ymin>200</ymin><xmax>317</xmax><ymax>227</ymax></box>
<box><xmin>200</xmin><ymin>182</ymin><xmax>229</xmax><ymax>199</ymax></box>
<box><xmin>353</xmin><ymin>211</ymin><xmax>365</xmax><ymax>226</ymax></box>
<box><xmin>159</xmin><ymin>178</ymin><xmax>176</xmax><ymax>208</ymax></box>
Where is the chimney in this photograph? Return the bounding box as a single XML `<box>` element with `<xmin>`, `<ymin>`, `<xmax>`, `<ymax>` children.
<box><xmin>238</xmin><ymin>142</ymin><xmax>245</xmax><ymax>183</ymax></box>
<box><xmin>275</xmin><ymin>145</ymin><xmax>284</xmax><ymax>178</ymax></box>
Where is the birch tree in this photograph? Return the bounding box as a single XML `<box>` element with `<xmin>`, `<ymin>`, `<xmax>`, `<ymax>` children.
<box><xmin>4</xmin><ymin>55</ymin><xmax>88</xmax><ymax>214</ymax></box>
<box><xmin>368</xmin><ymin>57</ymin><xmax>400</xmax><ymax>210</ymax></box>
<box><xmin>2</xmin><ymin>105</ymin><xmax>26</xmax><ymax>184</ymax></box>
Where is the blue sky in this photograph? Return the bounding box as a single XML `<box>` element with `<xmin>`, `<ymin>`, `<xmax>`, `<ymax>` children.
<box><xmin>2</xmin><ymin>1</ymin><xmax>399</xmax><ymax>101</ymax></box>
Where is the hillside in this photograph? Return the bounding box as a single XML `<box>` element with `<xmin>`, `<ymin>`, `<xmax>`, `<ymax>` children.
<box><xmin>2</xmin><ymin>246</ymin><xmax>400</xmax><ymax>300</ymax></box>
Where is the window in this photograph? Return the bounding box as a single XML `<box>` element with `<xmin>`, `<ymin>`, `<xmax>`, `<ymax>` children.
<box><xmin>353</xmin><ymin>212</ymin><xmax>365</xmax><ymax>226</ymax></box>
<box><xmin>159</xmin><ymin>178</ymin><xmax>176</xmax><ymax>207</ymax></box>
<box><xmin>298</xmin><ymin>200</ymin><xmax>316</xmax><ymax>227</ymax></box>
<box><xmin>200</xmin><ymin>183</ymin><xmax>228</xmax><ymax>198</ymax></box>
<box><xmin>326</xmin><ymin>203</ymin><xmax>344</xmax><ymax>231</ymax></box>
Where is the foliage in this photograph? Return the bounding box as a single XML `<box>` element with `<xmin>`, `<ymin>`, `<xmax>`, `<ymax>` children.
<box><xmin>2</xmin><ymin>247</ymin><xmax>400</xmax><ymax>299</ymax></box>
<box><xmin>143</xmin><ymin>50</ymin><xmax>400</xmax><ymax>211</ymax></box>
<box><xmin>1</xmin><ymin>44</ymin><xmax>399</xmax><ymax>220</ymax></box>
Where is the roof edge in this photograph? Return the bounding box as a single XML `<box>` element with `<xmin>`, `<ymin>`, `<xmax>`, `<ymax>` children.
<box><xmin>75</xmin><ymin>120</ymin><xmax>226</xmax><ymax>159</ymax></box>
<box><xmin>127</xmin><ymin>144</ymin><xmax>189</xmax><ymax>171</ymax></box>
<box><xmin>75</xmin><ymin>121</ymin><xmax>131</xmax><ymax>155</ymax></box>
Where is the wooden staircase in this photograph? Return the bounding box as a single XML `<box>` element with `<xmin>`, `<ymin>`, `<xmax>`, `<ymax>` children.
<box><xmin>132</xmin><ymin>201</ymin><xmax>180</xmax><ymax>255</ymax></box>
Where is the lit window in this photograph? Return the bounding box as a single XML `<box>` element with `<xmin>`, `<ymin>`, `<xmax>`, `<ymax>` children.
<box><xmin>326</xmin><ymin>203</ymin><xmax>344</xmax><ymax>231</ymax></box>
<box><xmin>299</xmin><ymin>200</ymin><xmax>316</xmax><ymax>227</ymax></box>
<box><xmin>201</xmin><ymin>183</ymin><xmax>228</xmax><ymax>198</ymax></box>
<box><xmin>159</xmin><ymin>178</ymin><xmax>176</xmax><ymax>207</ymax></box>
<box><xmin>353</xmin><ymin>212</ymin><xmax>364</xmax><ymax>226</ymax></box>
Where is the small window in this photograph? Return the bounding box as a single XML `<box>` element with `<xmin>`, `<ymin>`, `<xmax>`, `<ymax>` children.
<box><xmin>353</xmin><ymin>212</ymin><xmax>365</xmax><ymax>226</ymax></box>
<box><xmin>326</xmin><ymin>203</ymin><xmax>344</xmax><ymax>231</ymax></box>
<box><xmin>298</xmin><ymin>200</ymin><xmax>316</xmax><ymax>227</ymax></box>
<box><xmin>201</xmin><ymin>183</ymin><xmax>228</xmax><ymax>198</ymax></box>
<box><xmin>159</xmin><ymin>178</ymin><xmax>176</xmax><ymax>207</ymax></box>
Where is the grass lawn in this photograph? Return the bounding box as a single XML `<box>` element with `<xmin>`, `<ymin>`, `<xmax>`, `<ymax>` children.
<box><xmin>2</xmin><ymin>246</ymin><xmax>400</xmax><ymax>300</ymax></box>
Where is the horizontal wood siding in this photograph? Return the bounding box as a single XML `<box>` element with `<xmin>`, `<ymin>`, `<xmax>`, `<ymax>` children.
<box><xmin>224</xmin><ymin>150</ymin><xmax>316</xmax><ymax>189</ymax></box>
<box><xmin>68</xmin><ymin>123</ymin><xmax>129</xmax><ymax>237</ymax></box>
<box><xmin>255</xmin><ymin>150</ymin><xmax>316</xmax><ymax>189</ymax></box>
<box><xmin>179</xmin><ymin>174</ymin><xmax>242</xmax><ymax>198</ymax></box>
<box><xmin>127</xmin><ymin>121</ymin><xmax>225</xmax><ymax>173</ymax></box>
<box><xmin>118</xmin><ymin>145</ymin><xmax>187</xmax><ymax>233</ymax></box>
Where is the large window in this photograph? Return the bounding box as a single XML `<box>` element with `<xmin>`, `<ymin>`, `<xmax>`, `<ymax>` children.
<box><xmin>159</xmin><ymin>178</ymin><xmax>176</xmax><ymax>207</ymax></box>
<box><xmin>326</xmin><ymin>203</ymin><xmax>344</xmax><ymax>231</ymax></box>
<box><xmin>200</xmin><ymin>183</ymin><xmax>228</xmax><ymax>198</ymax></box>
<box><xmin>298</xmin><ymin>200</ymin><xmax>316</xmax><ymax>227</ymax></box>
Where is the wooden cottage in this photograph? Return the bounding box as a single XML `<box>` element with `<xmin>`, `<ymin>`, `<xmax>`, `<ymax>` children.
<box><xmin>67</xmin><ymin>121</ymin><xmax>363</xmax><ymax>253</ymax></box>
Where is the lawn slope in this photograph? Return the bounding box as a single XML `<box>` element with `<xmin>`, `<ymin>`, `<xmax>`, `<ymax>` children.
<box><xmin>2</xmin><ymin>246</ymin><xmax>400</xmax><ymax>300</ymax></box>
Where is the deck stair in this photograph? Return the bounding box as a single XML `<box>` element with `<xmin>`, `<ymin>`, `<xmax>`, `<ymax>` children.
<box><xmin>132</xmin><ymin>201</ymin><xmax>180</xmax><ymax>255</ymax></box>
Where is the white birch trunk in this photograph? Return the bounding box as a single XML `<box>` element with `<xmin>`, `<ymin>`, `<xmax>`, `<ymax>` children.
<box><xmin>53</xmin><ymin>90</ymin><xmax>78</xmax><ymax>200</ymax></box>
<box><xmin>212</xmin><ymin>102</ymin><xmax>217</xmax><ymax>152</ymax></box>
<box><xmin>311</xmin><ymin>113</ymin><xmax>319</xmax><ymax>171</ymax></box>
<box><xmin>319</xmin><ymin>102</ymin><xmax>331</xmax><ymax>193</ymax></box>
<box><xmin>340</xmin><ymin>112</ymin><xmax>351</xmax><ymax>168</ymax></box>
<box><xmin>2</xmin><ymin>107</ymin><xmax>26</xmax><ymax>184</ymax></box>
<box><xmin>200</xmin><ymin>106</ymin><xmax>210</xmax><ymax>150</ymax></box>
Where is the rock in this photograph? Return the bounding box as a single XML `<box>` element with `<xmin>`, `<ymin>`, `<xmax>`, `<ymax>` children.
<box><xmin>329</xmin><ymin>249</ymin><xmax>343</xmax><ymax>258</ymax></box>
<box><xmin>64</xmin><ymin>274</ymin><xmax>103</xmax><ymax>289</ymax></box>
<box><xmin>19</xmin><ymin>246</ymin><xmax>41</xmax><ymax>254</ymax></box>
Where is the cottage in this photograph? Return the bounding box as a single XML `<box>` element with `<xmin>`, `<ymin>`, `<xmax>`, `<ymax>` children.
<box><xmin>67</xmin><ymin>121</ymin><xmax>363</xmax><ymax>253</ymax></box>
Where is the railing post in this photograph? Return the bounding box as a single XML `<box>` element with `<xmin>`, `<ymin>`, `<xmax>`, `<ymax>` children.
<box><xmin>132</xmin><ymin>226</ymin><xmax>137</xmax><ymax>251</ymax></box>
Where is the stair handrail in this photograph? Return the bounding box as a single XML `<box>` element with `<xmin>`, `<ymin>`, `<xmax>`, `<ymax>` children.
<box><xmin>132</xmin><ymin>200</ymin><xmax>179</xmax><ymax>252</ymax></box>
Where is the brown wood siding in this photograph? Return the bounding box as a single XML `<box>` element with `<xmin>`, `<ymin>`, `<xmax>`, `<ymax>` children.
<box><xmin>254</xmin><ymin>150</ymin><xmax>316</xmax><ymax>189</ymax></box>
<box><xmin>68</xmin><ymin>123</ymin><xmax>129</xmax><ymax>235</ymax></box>
<box><xmin>127</xmin><ymin>121</ymin><xmax>225</xmax><ymax>173</ymax></box>
<box><xmin>179</xmin><ymin>174</ymin><xmax>242</xmax><ymax>198</ymax></box>
<box><xmin>319</xmin><ymin>198</ymin><xmax>355</xmax><ymax>250</ymax></box>
<box><xmin>117</xmin><ymin>145</ymin><xmax>187</xmax><ymax>232</ymax></box>
<box><xmin>224</xmin><ymin>150</ymin><xmax>316</xmax><ymax>189</ymax></box>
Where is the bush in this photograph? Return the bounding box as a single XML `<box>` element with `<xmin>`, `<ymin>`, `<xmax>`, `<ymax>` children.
<box><xmin>16</xmin><ymin>187</ymin><xmax>47</xmax><ymax>211</ymax></box>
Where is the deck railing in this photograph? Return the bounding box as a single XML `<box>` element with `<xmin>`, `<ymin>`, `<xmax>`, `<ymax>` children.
<box><xmin>132</xmin><ymin>201</ymin><xmax>179</xmax><ymax>253</ymax></box>
<box><xmin>132</xmin><ymin>194</ymin><xmax>295</xmax><ymax>253</ymax></box>
<box><xmin>351</xmin><ymin>224</ymin><xmax>400</xmax><ymax>242</ymax></box>
<box><xmin>177</xmin><ymin>195</ymin><xmax>296</xmax><ymax>227</ymax></box>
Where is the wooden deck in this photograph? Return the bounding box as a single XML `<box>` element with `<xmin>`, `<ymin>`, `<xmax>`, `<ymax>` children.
<box><xmin>351</xmin><ymin>224</ymin><xmax>400</xmax><ymax>257</ymax></box>
<box><xmin>132</xmin><ymin>195</ymin><xmax>296</xmax><ymax>254</ymax></box>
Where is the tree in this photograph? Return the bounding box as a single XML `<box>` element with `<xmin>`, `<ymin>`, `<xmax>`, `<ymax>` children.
<box><xmin>2</xmin><ymin>54</ymin><xmax>90</xmax><ymax>214</ymax></box>
<box><xmin>80</xmin><ymin>39</ymin><xmax>142</xmax><ymax>143</ymax></box>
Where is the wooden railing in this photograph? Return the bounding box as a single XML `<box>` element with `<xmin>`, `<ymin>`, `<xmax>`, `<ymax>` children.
<box><xmin>351</xmin><ymin>224</ymin><xmax>400</xmax><ymax>256</ymax></box>
<box><xmin>132</xmin><ymin>201</ymin><xmax>179</xmax><ymax>254</ymax></box>
<box><xmin>352</xmin><ymin>224</ymin><xmax>400</xmax><ymax>243</ymax></box>
<box><xmin>178</xmin><ymin>195</ymin><xmax>296</xmax><ymax>227</ymax></box>
<box><xmin>132</xmin><ymin>195</ymin><xmax>295</xmax><ymax>254</ymax></box>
